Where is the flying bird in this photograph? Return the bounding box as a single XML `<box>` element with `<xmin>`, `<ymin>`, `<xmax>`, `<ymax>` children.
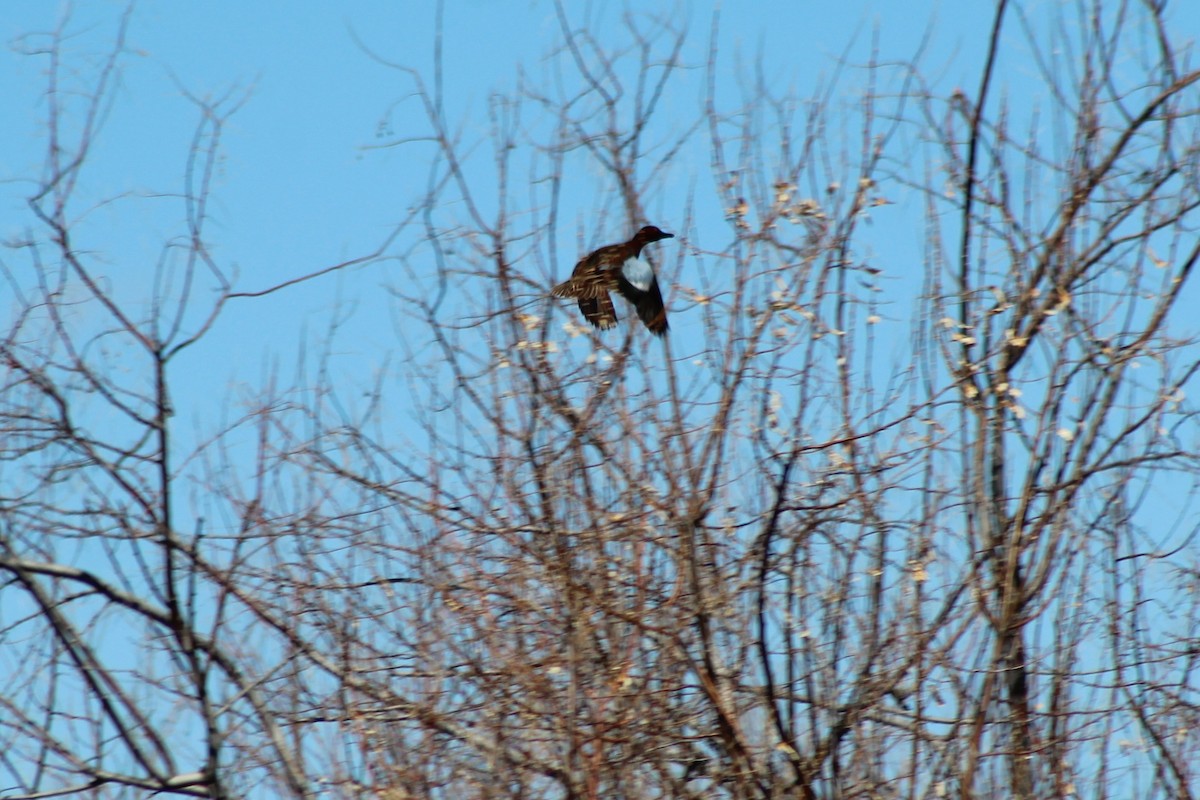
<box><xmin>551</xmin><ymin>225</ymin><xmax>675</xmax><ymax>336</ymax></box>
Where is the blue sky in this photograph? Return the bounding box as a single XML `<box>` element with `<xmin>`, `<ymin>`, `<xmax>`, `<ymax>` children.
<box><xmin>0</xmin><ymin>0</ymin><xmax>967</xmax><ymax>326</ymax></box>
<box><xmin>4</xmin><ymin>1</ymin><xmax>1198</xmax><ymax>471</ymax></box>
<box><xmin>4</xmin><ymin>0</ymin><xmax>1199</xmax><ymax>512</ymax></box>
<box><xmin>2</xmin><ymin>2</ymin><xmax>986</xmax><ymax>393</ymax></box>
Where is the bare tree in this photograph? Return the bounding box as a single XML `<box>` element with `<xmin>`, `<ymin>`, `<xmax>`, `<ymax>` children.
<box><xmin>0</xmin><ymin>8</ymin><xmax>395</xmax><ymax>798</ymax></box>
<box><xmin>911</xmin><ymin>4</ymin><xmax>1200</xmax><ymax>796</ymax></box>
<box><xmin>2</xmin><ymin>2</ymin><xmax>1199</xmax><ymax>799</ymax></box>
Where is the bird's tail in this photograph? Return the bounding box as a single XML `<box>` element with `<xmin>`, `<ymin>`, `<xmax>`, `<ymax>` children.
<box><xmin>551</xmin><ymin>279</ymin><xmax>580</xmax><ymax>298</ymax></box>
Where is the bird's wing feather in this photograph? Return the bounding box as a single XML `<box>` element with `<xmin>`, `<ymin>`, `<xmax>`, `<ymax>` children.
<box><xmin>578</xmin><ymin>293</ymin><xmax>618</xmax><ymax>329</ymax></box>
<box><xmin>615</xmin><ymin>272</ymin><xmax>668</xmax><ymax>336</ymax></box>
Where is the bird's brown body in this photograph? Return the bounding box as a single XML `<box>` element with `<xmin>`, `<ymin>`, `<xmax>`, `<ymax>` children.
<box><xmin>551</xmin><ymin>225</ymin><xmax>674</xmax><ymax>336</ymax></box>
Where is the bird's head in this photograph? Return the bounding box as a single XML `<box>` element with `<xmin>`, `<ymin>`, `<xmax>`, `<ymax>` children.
<box><xmin>635</xmin><ymin>225</ymin><xmax>675</xmax><ymax>244</ymax></box>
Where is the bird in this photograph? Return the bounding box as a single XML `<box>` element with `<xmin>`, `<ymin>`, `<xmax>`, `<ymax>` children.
<box><xmin>551</xmin><ymin>225</ymin><xmax>675</xmax><ymax>336</ymax></box>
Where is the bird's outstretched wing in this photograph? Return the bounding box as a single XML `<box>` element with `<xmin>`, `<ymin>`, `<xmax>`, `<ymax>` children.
<box><xmin>615</xmin><ymin>270</ymin><xmax>668</xmax><ymax>335</ymax></box>
<box><xmin>576</xmin><ymin>293</ymin><xmax>618</xmax><ymax>330</ymax></box>
<box><xmin>551</xmin><ymin>246</ymin><xmax>623</xmax><ymax>331</ymax></box>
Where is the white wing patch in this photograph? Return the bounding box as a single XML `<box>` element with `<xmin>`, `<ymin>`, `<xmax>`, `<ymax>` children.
<box><xmin>621</xmin><ymin>256</ymin><xmax>655</xmax><ymax>292</ymax></box>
